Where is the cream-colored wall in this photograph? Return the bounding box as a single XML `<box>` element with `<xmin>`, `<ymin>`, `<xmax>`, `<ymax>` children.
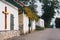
<box><xmin>0</xmin><ymin>1</ymin><xmax>18</xmax><ymax>30</ymax></box>
<box><xmin>23</xmin><ymin>13</ymin><xmax>29</xmax><ymax>34</ymax></box>
<box><xmin>19</xmin><ymin>14</ymin><xmax>23</xmax><ymax>27</ymax></box>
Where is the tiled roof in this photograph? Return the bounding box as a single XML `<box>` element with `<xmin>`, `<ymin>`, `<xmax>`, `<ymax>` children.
<box><xmin>6</xmin><ymin>0</ymin><xmax>23</xmax><ymax>11</ymax></box>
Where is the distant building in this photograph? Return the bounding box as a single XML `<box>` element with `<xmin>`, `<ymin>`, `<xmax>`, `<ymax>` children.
<box><xmin>36</xmin><ymin>18</ymin><xmax>44</xmax><ymax>28</ymax></box>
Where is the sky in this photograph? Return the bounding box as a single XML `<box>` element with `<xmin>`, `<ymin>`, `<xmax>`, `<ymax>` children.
<box><xmin>35</xmin><ymin>0</ymin><xmax>43</xmax><ymax>17</ymax></box>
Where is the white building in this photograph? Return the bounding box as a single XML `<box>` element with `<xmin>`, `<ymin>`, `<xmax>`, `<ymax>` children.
<box><xmin>19</xmin><ymin>13</ymin><xmax>36</xmax><ymax>34</ymax></box>
<box><xmin>0</xmin><ymin>0</ymin><xmax>19</xmax><ymax>30</ymax></box>
<box><xmin>36</xmin><ymin>18</ymin><xmax>44</xmax><ymax>28</ymax></box>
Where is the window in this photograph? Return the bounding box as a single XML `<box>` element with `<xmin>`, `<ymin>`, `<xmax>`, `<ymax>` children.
<box><xmin>10</xmin><ymin>14</ymin><xmax>14</xmax><ymax>30</ymax></box>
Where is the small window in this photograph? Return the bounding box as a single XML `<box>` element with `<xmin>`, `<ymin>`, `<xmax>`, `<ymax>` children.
<box><xmin>10</xmin><ymin>14</ymin><xmax>14</xmax><ymax>30</ymax></box>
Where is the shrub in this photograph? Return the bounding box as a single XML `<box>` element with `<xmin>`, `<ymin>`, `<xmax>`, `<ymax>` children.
<box><xmin>36</xmin><ymin>25</ymin><xmax>44</xmax><ymax>30</ymax></box>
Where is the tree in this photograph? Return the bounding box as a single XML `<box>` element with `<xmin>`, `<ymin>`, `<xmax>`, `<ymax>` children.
<box><xmin>39</xmin><ymin>0</ymin><xmax>59</xmax><ymax>28</ymax></box>
<box><xmin>24</xmin><ymin>6</ymin><xmax>39</xmax><ymax>22</ymax></box>
<box><xmin>19</xmin><ymin>0</ymin><xmax>37</xmax><ymax>13</ymax></box>
<box><xmin>17</xmin><ymin>0</ymin><xmax>39</xmax><ymax>33</ymax></box>
<box><xmin>14</xmin><ymin>0</ymin><xmax>39</xmax><ymax>22</ymax></box>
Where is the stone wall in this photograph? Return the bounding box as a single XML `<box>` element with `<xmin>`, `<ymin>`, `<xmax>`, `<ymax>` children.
<box><xmin>0</xmin><ymin>30</ymin><xmax>20</xmax><ymax>40</ymax></box>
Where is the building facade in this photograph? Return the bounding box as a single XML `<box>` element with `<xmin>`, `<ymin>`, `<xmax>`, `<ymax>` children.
<box><xmin>0</xmin><ymin>0</ymin><xmax>18</xmax><ymax>30</ymax></box>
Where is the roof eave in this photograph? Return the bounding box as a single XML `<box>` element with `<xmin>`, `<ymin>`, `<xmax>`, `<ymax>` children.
<box><xmin>0</xmin><ymin>0</ymin><xmax>18</xmax><ymax>10</ymax></box>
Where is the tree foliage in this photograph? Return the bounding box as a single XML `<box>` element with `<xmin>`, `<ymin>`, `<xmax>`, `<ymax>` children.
<box><xmin>18</xmin><ymin>0</ymin><xmax>39</xmax><ymax>22</ymax></box>
<box><xmin>39</xmin><ymin>0</ymin><xmax>59</xmax><ymax>27</ymax></box>
<box><xmin>24</xmin><ymin>7</ymin><xmax>39</xmax><ymax>22</ymax></box>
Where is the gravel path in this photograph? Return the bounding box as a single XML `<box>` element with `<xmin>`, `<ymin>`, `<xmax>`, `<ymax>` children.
<box><xmin>6</xmin><ymin>28</ymin><xmax>60</xmax><ymax>40</ymax></box>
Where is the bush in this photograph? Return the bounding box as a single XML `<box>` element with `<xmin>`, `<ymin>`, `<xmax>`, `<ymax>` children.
<box><xmin>36</xmin><ymin>25</ymin><xmax>44</xmax><ymax>30</ymax></box>
<box><xmin>55</xmin><ymin>18</ymin><xmax>60</xmax><ymax>28</ymax></box>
